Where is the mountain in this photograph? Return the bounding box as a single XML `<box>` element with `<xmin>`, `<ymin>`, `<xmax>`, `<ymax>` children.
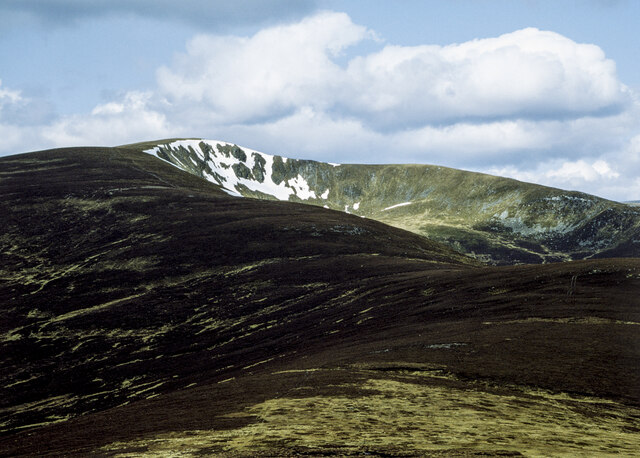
<box><xmin>1</xmin><ymin>146</ymin><xmax>639</xmax><ymax>456</ymax></box>
<box><xmin>133</xmin><ymin>138</ymin><xmax>640</xmax><ymax>265</ymax></box>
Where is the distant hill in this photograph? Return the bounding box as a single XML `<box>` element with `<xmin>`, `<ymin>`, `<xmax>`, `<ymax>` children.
<box><xmin>132</xmin><ymin>139</ymin><xmax>640</xmax><ymax>264</ymax></box>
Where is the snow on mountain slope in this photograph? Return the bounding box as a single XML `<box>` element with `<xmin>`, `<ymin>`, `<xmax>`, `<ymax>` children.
<box><xmin>145</xmin><ymin>139</ymin><xmax>321</xmax><ymax>201</ymax></box>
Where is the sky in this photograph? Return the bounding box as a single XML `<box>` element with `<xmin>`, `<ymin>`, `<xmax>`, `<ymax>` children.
<box><xmin>0</xmin><ymin>0</ymin><xmax>639</xmax><ymax>201</ymax></box>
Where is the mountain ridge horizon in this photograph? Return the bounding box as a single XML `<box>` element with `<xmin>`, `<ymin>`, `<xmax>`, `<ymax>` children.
<box><xmin>122</xmin><ymin>137</ymin><xmax>640</xmax><ymax>265</ymax></box>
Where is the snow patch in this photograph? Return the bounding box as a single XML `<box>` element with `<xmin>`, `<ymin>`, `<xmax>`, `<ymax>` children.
<box><xmin>145</xmin><ymin>139</ymin><xmax>319</xmax><ymax>202</ymax></box>
<box><xmin>289</xmin><ymin>174</ymin><xmax>316</xmax><ymax>200</ymax></box>
<box><xmin>425</xmin><ymin>343</ymin><xmax>467</xmax><ymax>350</ymax></box>
<box><xmin>353</xmin><ymin>202</ymin><xmax>360</xmax><ymax>210</ymax></box>
<box><xmin>382</xmin><ymin>202</ymin><xmax>412</xmax><ymax>211</ymax></box>
<box><xmin>328</xmin><ymin>163</ymin><xmax>341</xmax><ymax>167</ymax></box>
<box><xmin>320</xmin><ymin>189</ymin><xmax>330</xmax><ymax>199</ymax></box>
<box><xmin>221</xmin><ymin>187</ymin><xmax>243</xmax><ymax>197</ymax></box>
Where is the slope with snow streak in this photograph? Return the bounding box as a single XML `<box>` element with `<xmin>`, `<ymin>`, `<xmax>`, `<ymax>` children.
<box><xmin>146</xmin><ymin>140</ymin><xmax>321</xmax><ymax>201</ymax></box>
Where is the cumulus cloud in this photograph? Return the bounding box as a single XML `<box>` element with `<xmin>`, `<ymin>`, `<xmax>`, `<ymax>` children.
<box><xmin>342</xmin><ymin>28</ymin><xmax>628</xmax><ymax>128</ymax></box>
<box><xmin>157</xmin><ymin>12</ymin><xmax>372</xmax><ymax>124</ymax></box>
<box><xmin>221</xmin><ymin>106</ymin><xmax>382</xmax><ymax>162</ymax></box>
<box><xmin>489</xmin><ymin>158</ymin><xmax>620</xmax><ymax>186</ymax></box>
<box><xmin>487</xmin><ymin>156</ymin><xmax>639</xmax><ymax>202</ymax></box>
<box><xmin>0</xmin><ymin>85</ymin><xmax>177</xmax><ymax>154</ymax></box>
<box><xmin>548</xmin><ymin>160</ymin><xmax>620</xmax><ymax>182</ymax></box>
<box><xmin>41</xmin><ymin>92</ymin><xmax>174</xmax><ymax>147</ymax></box>
<box><xmin>158</xmin><ymin>18</ymin><xmax>628</xmax><ymax>129</ymax></box>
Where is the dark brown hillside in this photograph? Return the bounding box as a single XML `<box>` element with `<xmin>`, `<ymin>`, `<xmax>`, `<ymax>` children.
<box><xmin>0</xmin><ymin>147</ymin><xmax>639</xmax><ymax>456</ymax></box>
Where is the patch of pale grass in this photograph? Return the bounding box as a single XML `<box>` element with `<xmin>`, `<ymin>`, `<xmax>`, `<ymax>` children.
<box><xmin>100</xmin><ymin>374</ymin><xmax>640</xmax><ymax>456</ymax></box>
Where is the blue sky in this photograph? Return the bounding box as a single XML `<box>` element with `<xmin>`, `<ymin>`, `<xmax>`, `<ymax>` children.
<box><xmin>0</xmin><ymin>0</ymin><xmax>639</xmax><ymax>201</ymax></box>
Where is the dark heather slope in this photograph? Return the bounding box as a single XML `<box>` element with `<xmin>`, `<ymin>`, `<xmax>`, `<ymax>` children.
<box><xmin>0</xmin><ymin>147</ymin><xmax>639</xmax><ymax>456</ymax></box>
<box><xmin>0</xmin><ymin>147</ymin><xmax>473</xmax><ymax>432</ymax></box>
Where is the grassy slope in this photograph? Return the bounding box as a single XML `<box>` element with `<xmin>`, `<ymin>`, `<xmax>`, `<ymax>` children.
<box><xmin>0</xmin><ymin>147</ymin><xmax>639</xmax><ymax>456</ymax></box>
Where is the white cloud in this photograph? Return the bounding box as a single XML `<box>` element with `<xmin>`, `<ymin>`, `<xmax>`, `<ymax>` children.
<box><xmin>487</xmin><ymin>158</ymin><xmax>625</xmax><ymax>198</ymax></box>
<box><xmin>221</xmin><ymin>106</ymin><xmax>382</xmax><ymax>161</ymax></box>
<box><xmin>544</xmin><ymin>159</ymin><xmax>620</xmax><ymax>182</ymax></box>
<box><xmin>157</xmin><ymin>11</ymin><xmax>371</xmax><ymax>124</ymax></box>
<box><xmin>343</xmin><ymin>28</ymin><xmax>627</xmax><ymax>127</ymax></box>
<box><xmin>42</xmin><ymin>91</ymin><xmax>174</xmax><ymax>147</ymax></box>
<box><xmin>0</xmin><ymin>79</ymin><xmax>21</xmax><ymax>105</ymax></box>
<box><xmin>157</xmin><ymin>20</ymin><xmax>628</xmax><ymax>128</ymax></box>
<box><xmin>393</xmin><ymin>121</ymin><xmax>544</xmax><ymax>160</ymax></box>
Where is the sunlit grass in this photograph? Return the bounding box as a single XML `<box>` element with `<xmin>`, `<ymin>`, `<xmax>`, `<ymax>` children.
<box><xmin>101</xmin><ymin>371</ymin><xmax>640</xmax><ymax>456</ymax></box>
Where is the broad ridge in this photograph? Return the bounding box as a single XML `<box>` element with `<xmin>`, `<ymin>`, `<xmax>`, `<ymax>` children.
<box><xmin>141</xmin><ymin>138</ymin><xmax>640</xmax><ymax>265</ymax></box>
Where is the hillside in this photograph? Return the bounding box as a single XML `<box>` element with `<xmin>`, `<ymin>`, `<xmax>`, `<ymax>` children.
<box><xmin>1</xmin><ymin>146</ymin><xmax>639</xmax><ymax>456</ymax></box>
<box><xmin>134</xmin><ymin>139</ymin><xmax>640</xmax><ymax>265</ymax></box>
